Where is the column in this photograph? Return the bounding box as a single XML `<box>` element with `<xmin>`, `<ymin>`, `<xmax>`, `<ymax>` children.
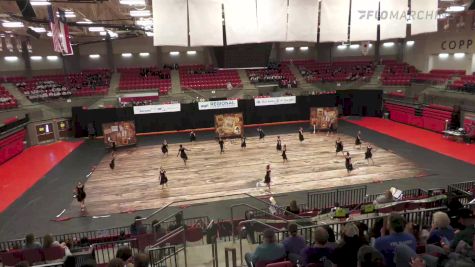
<box><xmin>21</xmin><ymin>40</ymin><xmax>32</xmax><ymax>78</ymax></box>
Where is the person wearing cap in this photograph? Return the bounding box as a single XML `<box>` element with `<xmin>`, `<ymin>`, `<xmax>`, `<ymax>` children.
<box><xmin>329</xmin><ymin>223</ymin><xmax>365</xmax><ymax>267</ymax></box>
<box><xmin>373</xmin><ymin>214</ymin><xmax>416</xmax><ymax>267</ymax></box>
<box><xmin>450</xmin><ymin>208</ymin><xmax>475</xmax><ymax>250</ymax></box>
<box><xmin>282</xmin><ymin>224</ymin><xmax>306</xmax><ymax>264</ymax></box>
<box><xmin>244</xmin><ymin>229</ymin><xmax>286</xmax><ymax>267</ymax></box>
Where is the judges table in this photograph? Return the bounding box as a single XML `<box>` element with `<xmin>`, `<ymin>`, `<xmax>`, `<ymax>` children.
<box><xmin>443</xmin><ymin>129</ymin><xmax>465</xmax><ymax>142</ymax></box>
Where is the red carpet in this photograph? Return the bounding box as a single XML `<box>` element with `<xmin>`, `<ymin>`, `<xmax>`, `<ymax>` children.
<box><xmin>0</xmin><ymin>141</ymin><xmax>83</xmax><ymax>212</ymax></box>
<box><xmin>343</xmin><ymin>117</ymin><xmax>475</xmax><ymax>165</ymax></box>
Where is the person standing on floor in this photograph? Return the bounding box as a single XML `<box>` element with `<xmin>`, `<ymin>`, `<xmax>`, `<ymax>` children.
<box><xmin>264</xmin><ymin>164</ymin><xmax>272</xmax><ymax>191</ymax></box>
<box><xmin>355</xmin><ymin>131</ymin><xmax>362</xmax><ymax>149</ymax></box>
<box><xmin>298</xmin><ymin>127</ymin><xmax>305</xmax><ymax>143</ymax></box>
<box><xmin>190</xmin><ymin>130</ymin><xmax>196</xmax><ymax>142</ymax></box>
<box><xmin>335</xmin><ymin>137</ymin><xmax>344</xmax><ymax>155</ymax></box>
<box><xmin>74</xmin><ymin>182</ymin><xmax>87</xmax><ymax>212</ymax></box>
<box><xmin>241</xmin><ymin>136</ymin><xmax>247</xmax><ymax>149</ymax></box>
<box><xmin>177</xmin><ymin>145</ymin><xmax>190</xmax><ymax>166</ymax></box>
<box><xmin>258</xmin><ymin>127</ymin><xmax>265</xmax><ymax>140</ymax></box>
<box><xmin>345</xmin><ymin>152</ymin><xmax>353</xmax><ymax>174</ymax></box>
<box><xmin>218</xmin><ymin>137</ymin><xmax>225</xmax><ymax>154</ymax></box>
<box><xmin>282</xmin><ymin>144</ymin><xmax>288</xmax><ymax>163</ymax></box>
<box><xmin>159</xmin><ymin>166</ymin><xmax>168</xmax><ymax>189</ymax></box>
<box><xmin>161</xmin><ymin>140</ymin><xmax>168</xmax><ymax>156</ymax></box>
<box><xmin>365</xmin><ymin>144</ymin><xmax>374</xmax><ymax>165</ymax></box>
<box><xmin>276</xmin><ymin>136</ymin><xmax>282</xmax><ymax>151</ymax></box>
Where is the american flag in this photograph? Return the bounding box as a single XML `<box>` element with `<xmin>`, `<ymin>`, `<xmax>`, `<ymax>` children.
<box><xmin>47</xmin><ymin>5</ymin><xmax>73</xmax><ymax>55</ymax></box>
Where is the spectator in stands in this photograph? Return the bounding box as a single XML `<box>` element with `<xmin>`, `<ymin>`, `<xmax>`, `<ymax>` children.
<box><xmin>301</xmin><ymin>226</ymin><xmax>333</xmax><ymax>266</ymax></box>
<box><xmin>244</xmin><ymin>229</ymin><xmax>286</xmax><ymax>267</ymax></box>
<box><xmin>23</xmin><ymin>233</ymin><xmax>41</xmax><ymax>249</ymax></box>
<box><xmin>357</xmin><ymin>245</ymin><xmax>385</xmax><ymax>267</ymax></box>
<box><xmin>15</xmin><ymin>261</ymin><xmax>30</xmax><ymax>267</ymax></box>
<box><xmin>116</xmin><ymin>246</ymin><xmax>133</xmax><ymax>267</ymax></box>
<box><xmin>282</xmin><ymin>223</ymin><xmax>306</xmax><ymax>263</ymax></box>
<box><xmin>168</xmin><ymin>213</ymin><xmax>184</xmax><ymax>231</ymax></box>
<box><xmin>447</xmin><ymin>197</ymin><xmax>464</xmax><ymax>229</ymax></box>
<box><xmin>374</xmin><ymin>214</ymin><xmax>416</xmax><ymax>267</ymax></box>
<box><xmin>322</xmin><ymin>225</ymin><xmax>336</xmax><ymax>246</ymax></box>
<box><xmin>108</xmin><ymin>258</ymin><xmax>125</xmax><ymax>267</ymax></box>
<box><xmin>374</xmin><ymin>190</ymin><xmax>395</xmax><ymax>204</ymax></box>
<box><xmin>226</xmin><ymin>81</ymin><xmax>233</xmax><ymax>90</ymax></box>
<box><xmin>286</xmin><ymin>200</ymin><xmax>300</xmax><ymax>215</ymax></box>
<box><xmin>43</xmin><ymin>234</ymin><xmax>56</xmax><ymax>248</ymax></box>
<box><xmin>329</xmin><ymin>223</ymin><xmax>364</xmax><ymax>267</ymax></box>
<box><xmin>151</xmin><ymin>220</ymin><xmax>166</xmax><ymax>238</ymax></box>
<box><xmin>427</xmin><ymin>211</ymin><xmax>455</xmax><ymax>246</ymax></box>
<box><xmin>449</xmin><ymin>208</ymin><xmax>475</xmax><ymax>250</ymax></box>
<box><xmin>133</xmin><ymin>253</ymin><xmax>150</xmax><ymax>267</ymax></box>
<box><xmin>355</xmin><ymin>222</ymin><xmax>370</xmax><ymax>245</ymax></box>
<box><xmin>130</xmin><ymin>216</ymin><xmax>147</xmax><ymax>235</ymax></box>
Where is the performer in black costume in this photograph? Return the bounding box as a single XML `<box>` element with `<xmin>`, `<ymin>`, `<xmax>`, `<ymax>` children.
<box><xmin>159</xmin><ymin>167</ymin><xmax>168</xmax><ymax>189</ymax></box>
<box><xmin>177</xmin><ymin>145</ymin><xmax>190</xmax><ymax>166</ymax></box>
<box><xmin>282</xmin><ymin>144</ymin><xmax>288</xmax><ymax>163</ymax></box>
<box><xmin>190</xmin><ymin>131</ymin><xmax>196</xmax><ymax>142</ymax></box>
<box><xmin>257</xmin><ymin>127</ymin><xmax>265</xmax><ymax>139</ymax></box>
<box><xmin>335</xmin><ymin>137</ymin><xmax>344</xmax><ymax>155</ymax></box>
<box><xmin>355</xmin><ymin>131</ymin><xmax>362</xmax><ymax>149</ymax></box>
<box><xmin>74</xmin><ymin>182</ymin><xmax>86</xmax><ymax>211</ymax></box>
<box><xmin>345</xmin><ymin>152</ymin><xmax>353</xmax><ymax>174</ymax></box>
<box><xmin>276</xmin><ymin>136</ymin><xmax>282</xmax><ymax>151</ymax></box>
<box><xmin>264</xmin><ymin>164</ymin><xmax>271</xmax><ymax>190</ymax></box>
<box><xmin>298</xmin><ymin>127</ymin><xmax>304</xmax><ymax>143</ymax></box>
<box><xmin>109</xmin><ymin>151</ymin><xmax>115</xmax><ymax>169</ymax></box>
<box><xmin>218</xmin><ymin>137</ymin><xmax>224</xmax><ymax>154</ymax></box>
<box><xmin>365</xmin><ymin>144</ymin><xmax>374</xmax><ymax>165</ymax></box>
<box><xmin>241</xmin><ymin>136</ymin><xmax>247</xmax><ymax>149</ymax></box>
<box><xmin>161</xmin><ymin>140</ymin><xmax>169</xmax><ymax>156</ymax></box>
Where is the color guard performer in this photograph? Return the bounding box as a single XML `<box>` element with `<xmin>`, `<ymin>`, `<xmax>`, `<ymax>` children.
<box><xmin>177</xmin><ymin>145</ymin><xmax>190</xmax><ymax>166</ymax></box>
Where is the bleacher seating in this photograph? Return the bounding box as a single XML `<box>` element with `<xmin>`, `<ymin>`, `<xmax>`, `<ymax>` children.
<box><xmin>294</xmin><ymin>60</ymin><xmax>375</xmax><ymax>83</ymax></box>
<box><xmin>0</xmin><ymin>129</ymin><xmax>26</xmax><ymax>165</ymax></box>
<box><xmin>449</xmin><ymin>74</ymin><xmax>475</xmax><ymax>93</ymax></box>
<box><xmin>179</xmin><ymin>65</ymin><xmax>242</xmax><ymax>90</ymax></box>
<box><xmin>12</xmin><ymin>70</ymin><xmax>111</xmax><ymax>101</ymax></box>
<box><xmin>0</xmin><ymin>86</ymin><xmax>18</xmax><ymax>110</ymax></box>
<box><xmin>381</xmin><ymin>61</ymin><xmax>417</xmax><ymax>86</ymax></box>
<box><xmin>384</xmin><ymin>102</ymin><xmax>452</xmax><ymax>132</ymax></box>
<box><xmin>247</xmin><ymin>63</ymin><xmax>297</xmax><ymax>88</ymax></box>
<box><xmin>119</xmin><ymin>95</ymin><xmax>160</xmax><ymax>107</ymax></box>
<box><xmin>118</xmin><ymin>67</ymin><xmax>171</xmax><ymax>94</ymax></box>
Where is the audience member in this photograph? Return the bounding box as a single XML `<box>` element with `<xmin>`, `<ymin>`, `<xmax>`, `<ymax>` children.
<box><xmin>427</xmin><ymin>211</ymin><xmax>455</xmax><ymax>246</ymax></box>
<box><xmin>374</xmin><ymin>190</ymin><xmax>395</xmax><ymax>205</ymax></box>
<box><xmin>244</xmin><ymin>229</ymin><xmax>286</xmax><ymax>267</ymax></box>
<box><xmin>374</xmin><ymin>214</ymin><xmax>416</xmax><ymax>267</ymax></box>
<box><xmin>282</xmin><ymin>224</ymin><xmax>306</xmax><ymax>263</ymax></box>
<box><xmin>357</xmin><ymin>245</ymin><xmax>385</xmax><ymax>267</ymax></box>
<box><xmin>130</xmin><ymin>216</ymin><xmax>147</xmax><ymax>235</ymax></box>
<box><xmin>301</xmin><ymin>226</ymin><xmax>333</xmax><ymax>266</ymax></box>
<box><xmin>23</xmin><ymin>233</ymin><xmax>41</xmax><ymax>249</ymax></box>
<box><xmin>286</xmin><ymin>200</ymin><xmax>300</xmax><ymax>215</ymax></box>
<box><xmin>116</xmin><ymin>246</ymin><xmax>133</xmax><ymax>267</ymax></box>
<box><xmin>329</xmin><ymin>223</ymin><xmax>364</xmax><ymax>267</ymax></box>
<box><xmin>15</xmin><ymin>261</ymin><xmax>30</xmax><ymax>267</ymax></box>
<box><xmin>133</xmin><ymin>253</ymin><xmax>150</xmax><ymax>267</ymax></box>
<box><xmin>450</xmin><ymin>208</ymin><xmax>475</xmax><ymax>250</ymax></box>
<box><xmin>108</xmin><ymin>258</ymin><xmax>125</xmax><ymax>267</ymax></box>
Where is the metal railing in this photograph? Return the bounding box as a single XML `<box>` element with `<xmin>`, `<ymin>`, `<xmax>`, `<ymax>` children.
<box><xmin>306</xmin><ymin>185</ymin><xmax>367</xmax><ymax>211</ymax></box>
<box><xmin>149</xmin><ymin>226</ymin><xmax>187</xmax><ymax>267</ymax></box>
<box><xmin>92</xmin><ymin>239</ymin><xmax>137</xmax><ymax>265</ymax></box>
<box><xmin>237</xmin><ymin>220</ymin><xmax>281</xmax><ymax>266</ymax></box>
<box><xmin>447</xmin><ymin>180</ymin><xmax>475</xmax><ymax>204</ymax></box>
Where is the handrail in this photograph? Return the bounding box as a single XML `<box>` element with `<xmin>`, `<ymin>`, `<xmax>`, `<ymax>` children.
<box><xmin>237</xmin><ymin>220</ymin><xmax>281</xmax><ymax>231</ymax></box>
<box><xmin>243</xmin><ymin>193</ymin><xmax>307</xmax><ymax>220</ymax></box>
<box><xmin>151</xmin><ymin>210</ymin><xmax>184</xmax><ymax>230</ymax></box>
<box><xmin>151</xmin><ymin>226</ymin><xmax>185</xmax><ymax>248</ymax></box>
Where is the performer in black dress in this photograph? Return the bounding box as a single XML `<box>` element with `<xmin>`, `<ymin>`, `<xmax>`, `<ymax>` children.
<box><xmin>264</xmin><ymin>164</ymin><xmax>271</xmax><ymax>190</ymax></box>
<box><xmin>109</xmin><ymin>151</ymin><xmax>115</xmax><ymax>169</ymax></box>
<box><xmin>241</xmin><ymin>136</ymin><xmax>247</xmax><ymax>149</ymax></box>
<box><xmin>218</xmin><ymin>137</ymin><xmax>224</xmax><ymax>154</ymax></box>
<box><xmin>161</xmin><ymin>140</ymin><xmax>169</xmax><ymax>156</ymax></box>
<box><xmin>159</xmin><ymin>167</ymin><xmax>168</xmax><ymax>189</ymax></box>
<box><xmin>258</xmin><ymin>127</ymin><xmax>265</xmax><ymax>139</ymax></box>
<box><xmin>365</xmin><ymin>144</ymin><xmax>374</xmax><ymax>165</ymax></box>
<box><xmin>74</xmin><ymin>182</ymin><xmax>86</xmax><ymax>211</ymax></box>
<box><xmin>335</xmin><ymin>137</ymin><xmax>344</xmax><ymax>155</ymax></box>
<box><xmin>177</xmin><ymin>145</ymin><xmax>190</xmax><ymax>166</ymax></box>
<box><xmin>298</xmin><ymin>127</ymin><xmax>304</xmax><ymax>143</ymax></box>
<box><xmin>276</xmin><ymin>136</ymin><xmax>282</xmax><ymax>151</ymax></box>
<box><xmin>282</xmin><ymin>144</ymin><xmax>288</xmax><ymax>163</ymax></box>
<box><xmin>355</xmin><ymin>131</ymin><xmax>362</xmax><ymax>149</ymax></box>
<box><xmin>345</xmin><ymin>152</ymin><xmax>353</xmax><ymax>174</ymax></box>
<box><xmin>190</xmin><ymin>131</ymin><xmax>196</xmax><ymax>142</ymax></box>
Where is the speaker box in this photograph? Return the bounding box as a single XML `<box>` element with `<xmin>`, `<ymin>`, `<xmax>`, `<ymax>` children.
<box><xmin>16</xmin><ymin>0</ymin><xmax>36</xmax><ymax>18</ymax></box>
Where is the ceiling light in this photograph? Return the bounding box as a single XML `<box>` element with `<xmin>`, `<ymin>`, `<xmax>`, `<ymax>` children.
<box><xmin>77</xmin><ymin>19</ymin><xmax>93</xmax><ymax>24</ymax></box>
<box><xmin>437</xmin><ymin>13</ymin><xmax>450</xmax><ymax>19</ymax></box>
<box><xmin>47</xmin><ymin>31</ymin><xmax>53</xmax><ymax>37</ymax></box>
<box><xmin>139</xmin><ymin>52</ymin><xmax>150</xmax><ymax>57</ymax></box>
<box><xmin>47</xmin><ymin>55</ymin><xmax>59</xmax><ymax>60</ymax></box>
<box><xmin>187</xmin><ymin>51</ymin><xmax>197</xmax><ymax>55</ymax></box>
<box><xmin>337</xmin><ymin>44</ymin><xmax>347</xmax><ymax>49</ymax></box>
<box><xmin>136</xmin><ymin>19</ymin><xmax>153</xmax><ymax>27</ymax></box>
<box><xmin>2</xmin><ymin>21</ymin><xmax>24</xmax><ymax>28</ymax></box>
<box><xmin>30</xmin><ymin>0</ymin><xmax>51</xmax><ymax>6</ymax></box>
<box><xmin>4</xmin><ymin>56</ymin><xmax>18</xmax><ymax>62</ymax></box>
<box><xmin>122</xmin><ymin>53</ymin><xmax>132</xmax><ymax>57</ymax></box>
<box><xmin>383</xmin><ymin>42</ymin><xmax>395</xmax><ymax>47</ymax></box>
<box><xmin>56</xmin><ymin>11</ymin><xmax>76</xmax><ymax>18</ymax></box>
<box><xmin>446</xmin><ymin>6</ymin><xmax>465</xmax><ymax>12</ymax></box>
<box><xmin>300</xmin><ymin>46</ymin><xmax>309</xmax><ymax>51</ymax></box>
<box><xmin>145</xmin><ymin>32</ymin><xmax>153</xmax><ymax>37</ymax></box>
<box><xmin>349</xmin><ymin>44</ymin><xmax>359</xmax><ymax>49</ymax></box>
<box><xmin>99</xmin><ymin>31</ymin><xmax>107</xmax><ymax>36</ymax></box>
<box><xmin>406</xmin><ymin>40</ymin><xmax>415</xmax><ymax>46</ymax></box>
<box><xmin>119</xmin><ymin>0</ymin><xmax>146</xmax><ymax>5</ymax></box>
<box><xmin>285</xmin><ymin>47</ymin><xmax>295</xmax><ymax>51</ymax></box>
<box><xmin>29</xmin><ymin>27</ymin><xmax>47</xmax><ymax>33</ymax></box>
<box><xmin>438</xmin><ymin>53</ymin><xmax>449</xmax><ymax>58</ymax></box>
<box><xmin>30</xmin><ymin>56</ymin><xmax>43</xmax><ymax>60</ymax></box>
<box><xmin>89</xmin><ymin>54</ymin><xmax>100</xmax><ymax>59</ymax></box>
<box><xmin>454</xmin><ymin>53</ymin><xmax>465</xmax><ymax>58</ymax></box>
<box><xmin>107</xmin><ymin>30</ymin><xmax>118</xmax><ymax>38</ymax></box>
<box><xmin>89</xmin><ymin>27</ymin><xmax>105</xmax><ymax>32</ymax></box>
<box><xmin>169</xmin><ymin>51</ymin><xmax>180</xmax><ymax>56</ymax></box>
<box><xmin>130</xmin><ymin>10</ymin><xmax>151</xmax><ymax>17</ymax></box>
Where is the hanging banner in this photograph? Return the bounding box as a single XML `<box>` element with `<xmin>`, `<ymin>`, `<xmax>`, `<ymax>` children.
<box><xmin>48</xmin><ymin>6</ymin><xmax>73</xmax><ymax>55</ymax></box>
<box><xmin>215</xmin><ymin>113</ymin><xmax>244</xmax><ymax>138</ymax></box>
<box><xmin>15</xmin><ymin>38</ymin><xmax>22</xmax><ymax>53</ymax></box>
<box><xmin>310</xmin><ymin>107</ymin><xmax>339</xmax><ymax>129</ymax></box>
<box><xmin>198</xmin><ymin>100</ymin><xmax>238</xmax><ymax>110</ymax></box>
<box><xmin>5</xmin><ymin>36</ymin><xmax>13</xmax><ymax>52</ymax></box>
<box><xmin>26</xmin><ymin>39</ymin><xmax>32</xmax><ymax>53</ymax></box>
<box><xmin>102</xmin><ymin>121</ymin><xmax>137</xmax><ymax>148</ymax></box>
<box><xmin>254</xmin><ymin>96</ymin><xmax>296</xmax><ymax>107</ymax></box>
<box><xmin>133</xmin><ymin>103</ymin><xmax>181</xmax><ymax>114</ymax></box>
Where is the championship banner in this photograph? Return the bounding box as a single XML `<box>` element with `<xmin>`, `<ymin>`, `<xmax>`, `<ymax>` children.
<box><xmin>310</xmin><ymin>107</ymin><xmax>339</xmax><ymax>129</ymax></box>
<box><xmin>198</xmin><ymin>100</ymin><xmax>238</xmax><ymax>110</ymax></box>
<box><xmin>47</xmin><ymin>6</ymin><xmax>73</xmax><ymax>56</ymax></box>
<box><xmin>215</xmin><ymin>113</ymin><xmax>244</xmax><ymax>138</ymax></box>
<box><xmin>15</xmin><ymin>38</ymin><xmax>22</xmax><ymax>53</ymax></box>
<box><xmin>254</xmin><ymin>96</ymin><xmax>296</xmax><ymax>107</ymax></box>
<box><xmin>5</xmin><ymin>37</ymin><xmax>13</xmax><ymax>52</ymax></box>
<box><xmin>102</xmin><ymin>121</ymin><xmax>137</xmax><ymax>148</ymax></box>
<box><xmin>133</xmin><ymin>103</ymin><xmax>181</xmax><ymax>114</ymax></box>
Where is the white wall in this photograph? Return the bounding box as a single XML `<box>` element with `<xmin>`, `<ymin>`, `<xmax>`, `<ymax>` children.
<box><xmin>430</xmin><ymin>54</ymin><xmax>472</xmax><ymax>73</ymax></box>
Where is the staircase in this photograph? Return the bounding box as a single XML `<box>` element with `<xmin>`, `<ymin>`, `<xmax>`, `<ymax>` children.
<box><xmin>237</xmin><ymin>69</ymin><xmax>258</xmax><ymax>98</ymax></box>
<box><xmin>2</xmin><ymin>83</ymin><xmax>32</xmax><ymax>107</ymax></box>
<box><xmin>288</xmin><ymin>64</ymin><xmax>320</xmax><ymax>94</ymax></box>
<box><xmin>170</xmin><ymin>70</ymin><xmax>182</xmax><ymax>94</ymax></box>
<box><xmin>358</xmin><ymin>64</ymin><xmax>384</xmax><ymax>90</ymax></box>
<box><xmin>107</xmin><ymin>72</ymin><xmax>121</xmax><ymax>97</ymax></box>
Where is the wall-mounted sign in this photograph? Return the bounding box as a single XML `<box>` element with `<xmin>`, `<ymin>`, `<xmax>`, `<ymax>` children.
<box><xmin>198</xmin><ymin>100</ymin><xmax>238</xmax><ymax>110</ymax></box>
<box><xmin>133</xmin><ymin>103</ymin><xmax>181</xmax><ymax>114</ymax></box>
<box><xmin>254</xmin><ymin>96</ymin><xmax>296</xmax><ymax>107</ymax></box>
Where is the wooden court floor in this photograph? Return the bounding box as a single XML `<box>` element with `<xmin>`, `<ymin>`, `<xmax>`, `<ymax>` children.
<box><xmin>68</xmin><ymin>132</ymin><xmax>427</xmax><ymax>216</ymax></box>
